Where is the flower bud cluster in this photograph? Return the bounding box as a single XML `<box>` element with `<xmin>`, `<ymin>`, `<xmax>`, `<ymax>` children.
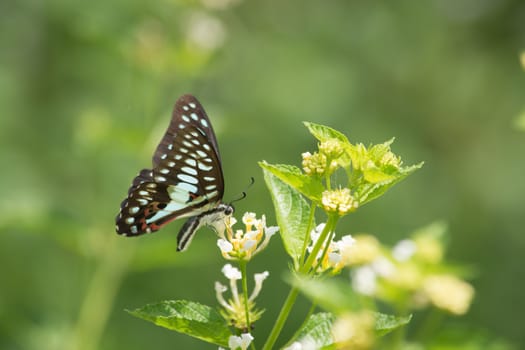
<box><xmin>321</xmin><ymin>188</ymin><xmax>359</xmax><ymax>216</ymax></box>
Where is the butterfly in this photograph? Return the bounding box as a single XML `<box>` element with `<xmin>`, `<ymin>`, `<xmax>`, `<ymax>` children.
<box><xmin>115</xmin><ymin>94</ymin><xmax>233</xmax><ymax>251</ymax></box>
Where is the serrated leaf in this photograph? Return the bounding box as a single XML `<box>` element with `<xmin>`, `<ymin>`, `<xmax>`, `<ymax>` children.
<box><xmin>303</xmin><ymin>122</ymin><xmax>350</xmax><ymax>144</ymax></box>
<box><xmin>374</xmin><ymin>312</ymin><xmax>412</xmax><ymax>337</ymax></box>
<box><xmin>261</xmin><ymin>166</ymin><xmax>310</xmax><ymax>265</ymax></box>
<box><xmin>367</xmin><ymin>138</ymin><xmax>395</xmax><ymax>161</ymax></box>
<box><xmin>362</xmin><ymin>166</ymin><xmax>398</xmax><ymax>184</ymax></box>
<box><xmin>290</xmin><ymin>311</ymin><xmax>411</xmax><ymax>348</ymax></box>
<box><xmin>289</xmin><ymin>275</ymin><xmax>360</xmax><ymax>313</ymax></box>
<box><xmin>355</xmin><ymin>162</ymin><xmax>424</xmax><ymax>206</ymax></box>
<box><xmin>260</xmin><ymin>161</ymin><xmax>324</xmax><ymax>202</ymax></box>
<box><xmin>128</xmin><ymin>300</ymin><xmax>231</xmax><ymax>347</ymax></box>
<box><xmin>292</xmin><ymin>312</ymin><xmax>337</xmax><ymax>349</ymax></box>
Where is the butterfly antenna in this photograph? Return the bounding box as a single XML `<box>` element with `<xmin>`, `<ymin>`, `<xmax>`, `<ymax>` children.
<box><xmin>230</xmin><ymin>177</ymin><xmax>255</xmax><ymax>204</ymax></box>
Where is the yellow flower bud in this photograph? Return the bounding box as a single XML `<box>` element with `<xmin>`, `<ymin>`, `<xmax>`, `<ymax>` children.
<box><xmin>321</xmin><ymin>188</ymin><xmax>359</xmax><ymax>216</ymax></box>
<box><xmin>301</xmin><ymin>151</ymin><xmax>328</xmax><ymax>176</ymax></box>
<box><xmin>319</xmin><ymin>139</ymin><xmax>344</xmax><ymax>159</ymax></box>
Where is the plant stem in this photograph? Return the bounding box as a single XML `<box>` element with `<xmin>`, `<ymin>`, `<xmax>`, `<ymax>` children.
<box><xmin>301</xmin><ymin>215</ymin><xmax>337</xmax><ymax>274</ymax></box>
<box><xmin>239</xmin><ymin>260</ymin><xmax>251</xmax><ymax>331</ymax></box>
<box><xmin>285</xmin><ymin>302</ymin><xmax>317</xmax><ymax>347</ymax></box>
<box><xmin>325</xmin><ymin>173</ymin><xmax>331</xmax><ymax>190</ymax></box>
<box><xmin>262</xmin><ymin>216</ymin><xmax>339</xmax><ymax>350</ymax></box>
<box><xmin>261</xmin><ymin>287</ymin><xmax>300</xmax><ymax>350</ymax></box>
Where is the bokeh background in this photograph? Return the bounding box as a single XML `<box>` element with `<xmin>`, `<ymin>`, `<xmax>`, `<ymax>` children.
<box><xmin>1</xmin><ymin>0</ymin><xmax>524</xmax><ymax>349</ymax></box>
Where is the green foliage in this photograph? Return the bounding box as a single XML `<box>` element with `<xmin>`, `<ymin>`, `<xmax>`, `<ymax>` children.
<box><xmin>128</xmin><ymin>300</ymin><xmax>231</xmax><ymax>347</ymax></box>
<box><xmin>289</xmin><ymin>275</ymin><xmax>361</xmax><ymax>313</ymax></box>
<box><xmin>292</xmin><ymin>313</ymin><xmax>336</xmax><ymax>349</ymax></box>
<box><xmin>374</xmin><ymin>313</ymin><xmax>413</xmax><ymax>337</ymax></box>
<box><xmin>260</xmin><ymin>162</ymin><xmax>325</xmax><ymax>202</ymax></box>
<box><xmin>261</xmin><ymin>165</ymin><xmax>311</xmax><ymax>266</ymax></box>
<box><xmin>2</xmin><ymin>2</ymin><xmax>522</xmax><ymax>348</ymax></box>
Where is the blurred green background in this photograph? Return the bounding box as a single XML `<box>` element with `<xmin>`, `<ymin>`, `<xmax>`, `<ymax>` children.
<box><xmin>1</xmin><ymin>0</ymin><xmax>524</xmax><ymax>349</ymax></box>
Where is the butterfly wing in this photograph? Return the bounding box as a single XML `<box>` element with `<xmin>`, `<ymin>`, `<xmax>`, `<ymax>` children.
<box><xmin>115</xmin><ymin>94</ymin><xmax>224</xmax><ymax>236</ymax></box>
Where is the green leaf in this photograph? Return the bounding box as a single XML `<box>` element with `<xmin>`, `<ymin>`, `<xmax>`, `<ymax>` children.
<box><xmin>292</xmin><ymin>312</ymin><xmax>337</xmax><ymax>349</ymax></box>
<box><xmin>303</xmin><ymin>122</ymin><xmax>350</xmax><ymax>144</ymax></box>
<box><xmin>355</xmin><ymin>162</ymin><xmax>424</xmax><ymax>206</ymax></box>
<box><xmin>367</xmin><ymin>138</ymin><xmax>395</xmax><ymax>161</ymax></box>
<box><xmin>261</xmin><ymin>165</ymin><xmax>311</xmax><ymax>265</ymax></box>
<box><xmin>127</xmin><ymin>300</ymin><xmax>231</xmax><ymax>347</ymax></box>
<box><xmin>374</xmin><ymin>312</ymin><xmax>412</xmax><ymax>337</ymax></box>
<box><xmin>289</xmin><ymin>275</ymin><xmax>361</xmax><ymax>313</ymax></box>
<box><xmin>289</xmin><ymin>311</ymin><xmax>411</xmax><ymax>348</ymax></box>
<box><xmin>260</xmin><ymin>161</ymin><xmax>324</xmax><ymax>202</ymax></box>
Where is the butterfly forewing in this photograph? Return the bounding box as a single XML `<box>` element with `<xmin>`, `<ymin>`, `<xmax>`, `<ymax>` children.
<box><xmin>116</xmin><ymin>94</ymin><xmax>224</xmax><ymax>237</ymax></box>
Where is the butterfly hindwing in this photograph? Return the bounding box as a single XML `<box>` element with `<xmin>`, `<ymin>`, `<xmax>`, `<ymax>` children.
<box><xmin>115</xmin><ymin>94</ymin><xmax>225</xmax><ymax>237</ymax></box>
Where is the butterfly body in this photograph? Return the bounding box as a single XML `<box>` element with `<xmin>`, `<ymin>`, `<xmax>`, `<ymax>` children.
<box><xmin>115</xmin><ymin>94</ymin><xmax>232</xmax><ymax>251</ymax></box>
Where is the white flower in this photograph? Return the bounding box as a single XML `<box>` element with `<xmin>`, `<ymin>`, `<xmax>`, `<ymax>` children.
<box><xmin>228</xmin><ymin>333</ymin><xmax>254</xmax><ymax>350</ymax></box>
<box><xmin>371</xmin><ymin>257</ymin><xmax>396</xmax><ymax>278</ymax></box>
<box><xmin>242</xmin><ymin>239</ymin><xmax>257</xmax><ymax>252</ymax></box>
<box><xmin>249</xmin><ymin>271</ymin><xmax>269</xmax><ymax>302</ymax></box>
<box><xmin>338</xmin><ymin>234</ymin><xmax>356</xmax><ymax>248</ymax></box>
<box><xmin>219</xmin><ymin>212</ymin><xmax>278</xmax><ymax>261</ymax></box>
<box><xmin>222</xmin><ymin>264</ymin><xmax>242</xmax><ymax>280</ymax></box>
<box><xmin>215</xmin><ymin>281</ymin><xmax>232</xmax><ymax>311</ymax></box>
<box><xmin>242</xmin><ymin>212</ymin><xmax>259</xmax><ymax>227</ymax></box>
<box><xmin>392</xmin><ymin>239</ymin><xmax>416</xmax><ymax>261</ymax></box>
<box><xmin>352</xmin><ymin>266</ymin><xmax>377</xmax><ymax>296</ymax></box>
<box><xmin>328</xmin><ymin>252</ymin><xmax>342</xmax><ymax>266</ymax></box>
<box><xmin>265</xmin><ymin>225</ymin><xmax>279</xmax><ymax>237</ymax></box>
<box><xmin>307</xmin><ymin>224</ymin><xmax>327</xmax><ymax>257</ymax></box>
<box><xmin>284</xmin><ymin>342</ymin><xmax>302</xmax><ymax>350</ymax></box>
<box><xmin>284</xmin><ymin>337</ymin><xmax>318</xmax><ymax>350</ymax></box>
<box><xmin>218</xmin><ymin>239</ymin><xmax>233</xmax><ymax>253</ymax></box>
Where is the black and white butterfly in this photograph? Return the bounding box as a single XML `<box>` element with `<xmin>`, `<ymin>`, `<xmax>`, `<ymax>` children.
<box><xmin>115</xmin><ymin>94</ymin><xmax>233</xmax><ymax>251</ymax></box>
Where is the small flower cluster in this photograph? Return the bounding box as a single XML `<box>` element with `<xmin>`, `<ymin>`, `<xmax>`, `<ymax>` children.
<box><xmin>217</xmin><ymin>212</ymin><xmax>278</xmax><ymax>261</ymax></box>
<box><xmin>321</xmin><ymin>188</ymin><xmax>358</xmax><ymax>215</ymax></box>
<box><xmin>349</xmin><ymin>223</ymin><xmax>475</xmax><ymax>315</ymax></box>
<box><xmin>301</xmin><ymin>139</ymin><xmax>344</xmax><ymax>176</ymax></box>
<box><xmin>289</xmin><ymin>124</ymin><xmax>423</xmax><ymax>238</ymax></box>
<box><xmin>302</xmin><ymin>139</ymin><xmax>344</xmax><ymax>176</ymax></box>
<box><xmin>302</xmin><ymin>151</ymin><xmax>333</xmax><ymax>176</ymax></box>
<box><xmin>215</xmin><ymin>264</ymin><xmax>269</xmax><ymax>330</ymax></box>
<box><xmin>307</xmin><ymin>223</ymin><xmax>356</xmax><ymax>273</ymax></box>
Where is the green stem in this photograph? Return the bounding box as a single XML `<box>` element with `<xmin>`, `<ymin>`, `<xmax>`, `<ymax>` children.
<box><xmin>286</xmin><ymin>302</ymin><xmax>317</xmax><ymax>347</ymax></box>
<box><xmin>262</xmin><ymin>216</ymin><xmax>339</xmax><ymax>350</ymax></box>
<box><xmin>301</xmin><ymin>215</ymin><xmax>338</xmax><ymax>274</ymax></box>
<box><xmin>261</xmin><ymin>287</ymin><xmax>300</xmax><ymax>350</ymax></box>
<box><xmin>239</xmin><ymin>260</ymin><xmax>251</xmax><ymax>331</ymax></box>
<box><xmin>325</xmin><ymin>173</ymin><xmax>331</xmax><ymax>190</ymax></box>
<box><xmin>317</xmin><ymin>229</ymin><xmax>336</xmax><ymax>272</ymax></box>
